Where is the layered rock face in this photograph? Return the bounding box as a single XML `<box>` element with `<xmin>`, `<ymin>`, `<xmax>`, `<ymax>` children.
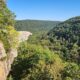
<box><xmin>0</xmin><ymin>31</ymin><xmax>32</xmax><ymax>80</ymax></box>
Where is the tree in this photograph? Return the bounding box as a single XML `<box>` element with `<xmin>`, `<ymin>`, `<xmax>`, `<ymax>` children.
<box><xmin>0</xmin><ymin>0</ymin><xmax>18</xmax><ymax>52</ymax></box>
<box><xmin>10</xmin><ymin>43</ymin><xmax>64</xmax><ymax>80</ymax></box>
<box><xmin>62</xmin><ymin>63</ymin><xmax>80</xmax><ymax>80</ymax></box>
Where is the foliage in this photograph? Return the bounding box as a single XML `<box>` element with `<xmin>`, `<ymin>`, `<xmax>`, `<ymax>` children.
<box><xmin>0</xmin><ymin>0</ymin><xmax>15</xmax><ymax>28</ymax></box>
<box><xmin>62</xmin><ymin>63</ymin><xmax>80</xmax><ymax>80</ymax></box>
<box><xmin>9</xmin><ymin>16</ymin><xmax>80</xmax><ymax>80</ymax></box>
<box><xmin>0</xmin><ymin>0</ymin><xmax>18</xmax><ymax>52</ymax></box>
<box><xmin>15</xmin><ymin>20</ymin><xmax>60</xmax><ymax>34</ymax></box>
<box><xmin>47</xmin><ymin>16</ymin><xmax>80</xmax><ymax>64</ymax></box>
<box><xmin>10</xmin><ymin>42</ymin><xmax>64</xmax><ymax>80</ymax></box>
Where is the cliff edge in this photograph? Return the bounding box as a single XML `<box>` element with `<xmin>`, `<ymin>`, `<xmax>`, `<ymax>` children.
<box><xmin>0</xmin><ymin>31</ymin><xmax>32</xmax><ymax>80</ymax></box>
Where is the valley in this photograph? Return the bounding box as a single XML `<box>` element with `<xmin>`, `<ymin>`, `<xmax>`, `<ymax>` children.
<box><xmin>0</xmin><ymin>0</ymin><xmax>80</xmax><ymax>80</ymax></box>
<box><xmin>9</xmin><ymin>16</ymin><xmax>80</xmax><ymax>80</ymax></box>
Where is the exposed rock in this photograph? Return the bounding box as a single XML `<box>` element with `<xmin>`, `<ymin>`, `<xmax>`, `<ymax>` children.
<box><xmin>19</xmin><ymin>31</ymin><xmax>32</xmax><ymax>42</ymax></box>
<box><xmin>0</xmin><ymin>42</ymin><xmax>6</xmax><ymax>59</ymax></box>
<box><xmin>0</xmin><ymin>31</ymin><xmax>32</xmax><ymax>80</ymax></box>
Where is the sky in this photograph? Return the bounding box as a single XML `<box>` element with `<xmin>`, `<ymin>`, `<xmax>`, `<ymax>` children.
<box><xmin>7</xmin><ymin>0</ymin><xmax>80</xmax><ymax>21</ymax></box>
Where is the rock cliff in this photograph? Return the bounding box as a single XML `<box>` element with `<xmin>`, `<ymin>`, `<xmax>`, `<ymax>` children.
<box><xmin>0</xmin><ymin>31</ymin><xmax>32</xmax><ymax>80</ymax></box>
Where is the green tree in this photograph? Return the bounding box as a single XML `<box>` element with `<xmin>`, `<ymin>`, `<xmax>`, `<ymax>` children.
<box><xmin>0</xmin><ymin>0</ymin><xmax>18</xmax><ymax>52</ymax></box>
<box><xmin>62</xmin><ymin>63</ymin><xmax>80</xmax><ymax>80</ymax></box>
<box><xmin>10</xmin><ymin>42</ymin><xmax>64</xmax><ymax>80</ymax></box>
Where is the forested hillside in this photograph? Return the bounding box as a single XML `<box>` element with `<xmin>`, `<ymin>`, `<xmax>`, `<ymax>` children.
<box><xmin>8</xmin><ymin>17</ymin><xmax>80</xmax><ymax>80</ymax></box>
<box><xmin>15</xmin><ymin>20</ymin><xmax>60</xmax><ymax>33</ymax></box>
<box><xmin>47</xmin><ymin>16</ymin><xmax>80</xmax><ymax>63</ymax></box>
<box><xmin>45</xmin><ymin>16</ymin><xmax>80</xmax><ymax>79</ymax></box>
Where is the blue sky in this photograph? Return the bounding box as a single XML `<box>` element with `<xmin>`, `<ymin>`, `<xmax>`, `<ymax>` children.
<box><xmin>7</xmin><ymin>0</ymin><xmax>80</xmax><ymax>21</ymax></box>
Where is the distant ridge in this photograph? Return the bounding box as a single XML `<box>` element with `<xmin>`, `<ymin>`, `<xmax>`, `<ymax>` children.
<box><xmin>15</xmin><ymin>20</ymin><xmax>60</xmax><ymax>33</ymax></box>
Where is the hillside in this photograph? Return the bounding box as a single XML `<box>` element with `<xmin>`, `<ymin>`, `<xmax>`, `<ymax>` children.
<box><xmin>47</xmin><ymin>16</ymin><xmax>80</xmax><ymax>63</ymax></box>
<box><xmin>15</xmin><ymin>20</ymin><xmax>60</xmax><ymax>33</ymax></box>
<box><xmin>9</xmin><ymin>16</ymin><xmax>80</xmax><ymax>80</ymax></box>
<box><xmin>48</xmin><ymin>16</ymin><xmax>80</xmax><ymax>44</ymax></box>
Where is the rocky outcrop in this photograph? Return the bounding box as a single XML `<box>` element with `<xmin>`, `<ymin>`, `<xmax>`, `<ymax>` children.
<box><xmin>19</xmin><ymin>31</ymin><xmax>32</xmax><ymax>42</ymax></box>
<box><xmin>0</xmin><ymin>31</ymin><xmax>32</xmax><ymax>80</ymax></box>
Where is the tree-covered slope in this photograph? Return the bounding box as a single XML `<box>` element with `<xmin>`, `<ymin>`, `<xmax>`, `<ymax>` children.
<box><xmin>15</xmin><ymin>20</ymin><xmax>60</xmax><ymax>33</ymax></box>
<box><xmin>47</xmin><ymin>16</ymin><xmax>80</xmax><ymax>63</ymax></box>
<box><xmin>8</xmin><ymin>16</ymin><xmax>80</xmax><ymax>80</ymax></box>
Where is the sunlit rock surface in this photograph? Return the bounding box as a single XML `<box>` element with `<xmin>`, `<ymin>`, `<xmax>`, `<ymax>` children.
<box><xmin>19</xmin><ymin>31</ymin><xmax>32</xmax><ymax>42</ymax></box>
